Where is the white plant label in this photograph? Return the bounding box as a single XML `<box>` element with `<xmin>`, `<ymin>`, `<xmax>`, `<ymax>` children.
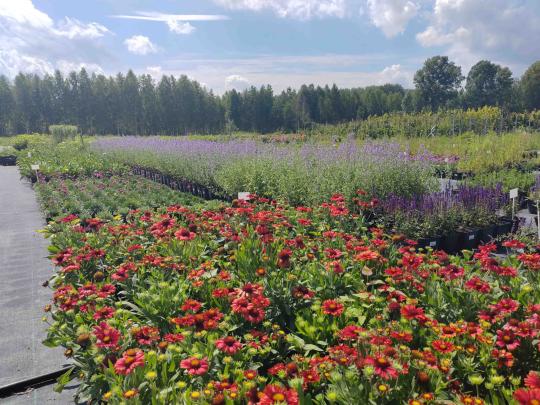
<box><xmin>469</xmin><ymin>234</ymin><xmax>475</xmax><ymax>240</ymax></box>
<box><xmin>27</xmin><ymin>152</ymin><xmax>32</xmax><ymax>158</ymax></box>
<box><xmin>429</xmin><ymin>241</ymin><xmax>437</xmax><ymax>247</ymax></box>
<box><xmin>31</xmin><ymin>164</ymin><xmax>40</xmax><ymax>171</ymax></box>
<box><xmin>509</xmin><ymin>188</ymin><xmax>519</xmax><ymax>199</ymax></box>
<box><xmin>238</xmin><ymin>192</ymin><xmax>251</xmax><ymax>201</ymax></box>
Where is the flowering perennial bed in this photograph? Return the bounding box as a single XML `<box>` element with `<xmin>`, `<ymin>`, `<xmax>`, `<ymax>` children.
<box><xmin>42</xmin><ymin>193</ymin><xmax>540</xmax><ymax>404</ymax></box>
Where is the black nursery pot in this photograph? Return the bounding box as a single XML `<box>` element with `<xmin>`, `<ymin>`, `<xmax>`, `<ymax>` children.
<box><xmin>0</xmin><ymin>155</ymin><xmax>16</xmax><ymax>166</ymax></box>
<box><xmin>441</xmin><ymin>231</ymin><xmax>460</xmax><ymax>254</ymax></box>
<box><xmin>528</xmin><ymin>199</ymin><xmax>538</xmax><ymax>215</ymax></box>
<box><xmin>519</xmin><ymin>191</ymin><xmax>529</xmax><ymax>210</ymax></box>
<box><xmin>479</xmin><ymin>224</ymin><xmax>498</xmax><ymax>244</ymax></box>
<box><xmin>458</xmin><ymin>228</ymin><xmax>480</xmax><ymax>250</ymax></box>
<box><xmin>496</xmin><ymin>219</ymin><xmax>513</xmax><ymax>236</ymax></box>
<box><xmin>417</xmin><ymin>236</ymin><xmax>443</xmax><ymax>250</ymax></box>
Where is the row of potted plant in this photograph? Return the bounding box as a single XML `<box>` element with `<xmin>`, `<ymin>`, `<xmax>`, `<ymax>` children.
<box><xmin>41</xmin><ymin>192</ymin><xmax>540</xmax><ymax>404</ymax></box>
<box><xmin>376</xmin><ymin>184</ymin><xmax>512</xmax><ymax>253</ymax></box>
<box><xmin>34</xmin><ymin>174</ymin><xmax>207</xmax><ymax>221</ymax></box>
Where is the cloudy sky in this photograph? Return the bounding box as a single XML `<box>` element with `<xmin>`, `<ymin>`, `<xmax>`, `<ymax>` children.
<box><xmin>1</xmin><ymin>0</ymin><xmax>539</xmax><ymax>93</ymax></box>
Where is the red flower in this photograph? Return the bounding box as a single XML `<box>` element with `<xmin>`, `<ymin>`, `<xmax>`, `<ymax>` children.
<box><xmin>324</xmin><ymin>248</ymin><xmax>343</xmax><ymax>259</ymax></box>
<box><xmin>514</xmin><ymin>388</ymin><xmax>540</xmax><ymax>405</ymax></box>
<box><xmin>180</xmin><ymin>356</ymin><xmax>209</xmax><ymax>375</ymax></box>
<box><xmin>258</xmin><ymin>384</ymin><xmax>299</xmax><ymax>405</ymax></box>
<box><xmin>216</xmin><ymin>336</ymin><xmax>242</xmax><ymax>354</ymax></box>
<box><xmin>114</xmin><ymin>349</ymin><xmax>145</xmax><ymax>375</ymax></box>
<box><xmin>525</xmin><ymin>372</ymin><xmax>540</xmax><ymax>389</ymax></box>
<box><xmin>491</xmin><ymin>298</ymin><xmax>519</xmax><ymax>315</ymax></box>
<box><xmin>464</xmin><ymin>277</ymin><xmax>491</xmax><ymax>293</ymax></box>
<box><xmin>175</xmin><ymin>228</ymin><xmax>196</xmax><ymax>241</ymax></box>
<box><xmin>338</xmin><ymin>325</ymin><xmax>365</xmax><ymax>341</ymax></box>
<box><xmin>243</xmin><ymin>307</ymin><xmax>266</xmax><ymax>323</ymax></box>
<box><xmin>431</xmin><ymin>340</ymin><xmax>455</xmax><ymax>354</ymax></box>
<box><xmin>277</xmin><ymin>248</ymin><xmax>293</xmax><ymax>268</ymax></box>
<box><xmin>503</xmin><ymin>240</ymin><xmax>526</xmax><ymax>249</ymax></box>
<box><xmin>181</xmin><ymin>299</ymin><xmax>202</xmax><ymax>312</ymax></box>
<box><xmin>93</xmin><ymin>322</ymin><xmax>120</xmax><ymax>349</ymax></box>
<box><xmin>322</xmin><ymin>299</ymin><xmax>344</xmax><ymax>316</ymax></box>
<box><xmin>401</xmin><ymin>304</ymin><xmax>424</xmax><ymax>320</ymax></box>
<box><xmin>132</xmin><ymin>326</ymin><xmax>160</xmax><ymax>345</ymax></box>
<box><xmin>496</xmin><ymin>329</ymin><xmax>520</xmax><ymax>351</ymax></box>
<box><xmin>93</xmin><ymin>306</ymin><xmax>116</xmax><ymax>321</ymax></box>
<box><xmin>364</xmin><ymin>356</ymin><xmax>399</xmax><ymax>380</ymax></box>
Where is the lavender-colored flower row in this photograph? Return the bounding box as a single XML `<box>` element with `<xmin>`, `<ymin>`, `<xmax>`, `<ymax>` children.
<box><xmin>380</xmin><ymin>184</ymin><xmax>508</xmax><ymax>217</ymax></box>
<box><xmin>93</xmin><ymin>137</ymin><xmax>440</xmax><ymax>168</ymax></box>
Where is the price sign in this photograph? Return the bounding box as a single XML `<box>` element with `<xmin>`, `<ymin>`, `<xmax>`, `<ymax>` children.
<box><xmin>509</xmin><ymin>188</ymin><xmax>519</xmax><ymax>219</ymax></box>
<box><xmin>31</xmin><ymin>164</ymin><xmax>40</xmax><ymax>171</ymax></box>
<box><xmin>509</xmin><ymin>188</ymin><xmax>519</xmax><ymax>199</ymax></box>
<box><xmin>238</xmin><ymin>192</ymin><xmax>251</xmax><ymax>201</ymax></box>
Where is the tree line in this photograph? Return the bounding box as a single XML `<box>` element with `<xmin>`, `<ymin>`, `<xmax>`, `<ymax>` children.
<box><xmin>0</xmin><ymin>56</ymin><xmax>539</xmax><ymax>135</ymax></box>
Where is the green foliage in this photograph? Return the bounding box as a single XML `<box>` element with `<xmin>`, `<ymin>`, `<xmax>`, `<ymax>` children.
<box><xmin>35</xmin><ymin>175</ymin><xmax>205</xmax><ymax>220</ymax></box>
<box><xmin>49</xmin><ymin>124</ymin><xmax>79</xmax><ymax>144</ymax></box>
<box><xmin>465</xmin><ymin>60</ymin><xmax>513</xmax><ymax>109</ymax></box>
<box><xmin>17</xmin><ymin>139</ymin><xmax>127</xmax><ymax>180</ymax></box>
<box><xmin>521</xmin><ymin>60</ymin><xmax>540</xmax><ymax>110</ymax></box>
<box><xmin>414</xmin><ymin>56</ymin><xmax>464</xmax><ymax>111</ymax></box>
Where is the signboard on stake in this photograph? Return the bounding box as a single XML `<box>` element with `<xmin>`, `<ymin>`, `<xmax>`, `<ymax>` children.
<box><xmin>509</xmin><ymin>188</ymin><xmax>519</xmax><ymax>218</ymax></box>
<box><xmin>238</xmin><ymin>192</ymin><xmax>251</xmax><ymax>201</ymax></box>
<box><xmin>31</xmin><ymin>164</ymin><xmax>40</xmax><ymax>181</ymax></box>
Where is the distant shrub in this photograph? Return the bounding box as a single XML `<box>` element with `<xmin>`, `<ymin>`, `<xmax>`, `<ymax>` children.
<box><xmin>49</xmin><ymin>125</ymin><xmax>79</xmax><ymax>144</ymax></box>
<box><xmin>13</xmin><ymin>139</ymin><xmax>29</xmax><ymax>150</ymax></box>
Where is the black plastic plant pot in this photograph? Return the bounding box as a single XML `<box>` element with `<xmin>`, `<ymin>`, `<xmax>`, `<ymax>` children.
<box><xmin>479</xmin><ymin>224</ymin><xmax>498</xmax><ymax>244</ymax></box>
<box><xmin>459</xmin><ymin>228</ymin><xmax>480</xmax><ymax>250</ymax></box>
<box><xmin>528</xmin><ymin>199</ymin><xmax>538</xmax><ymax>215</ymax></box>
<box><xmin>0</xmin><ymin>156</ymin><xmax>16</xmax><ymax>166</ymax></box>
<box><xmin>496</xmin><ymin>220</ymin><xmax>513</xmax><ymax>236</ymax></box>
<box><xmin>441</xmin><ymin>232</ymin><xmax>460</xmax><ymax>254</ymax></box>
<box><xmin>519</xmin><ymin>192</ymin><xmax>529</xmax><ymax>209</ymax></box>
<box><xmin>417</xmin><ymin>236</ymin><xmax>443</xmax><ymax>250</ymax></box>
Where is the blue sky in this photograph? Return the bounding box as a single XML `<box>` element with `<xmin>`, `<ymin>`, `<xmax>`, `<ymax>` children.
<box><xmin>1</xmin><ymin>0</ymin><xmax>539</xmax><ymax>93</ymax></box>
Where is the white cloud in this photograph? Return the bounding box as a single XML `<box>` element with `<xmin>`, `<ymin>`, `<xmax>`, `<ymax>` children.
<box><xmin>146</xmin><ymin>66</ymin><xmax>163</xmax><ymax>76</ymax></box>
<box><xmin>416</xmin><ymin>0</ymin><xmax>540</xmax><ymax>73</ymax></box>
<box><xmin>112</xmin><ymin>12</ymin><xmax>228</xmax><ymax>35</ymax></box>
<box><xmin>212</xmin><ymin>0</ymin><xmax>347</xmax><ymax>20</ymax></box>
<box><xmin>366</xmin><ymin>0</ymin><xmax>420</xmax><ymax>37</ymax></box>
<box><xmin>378</xmin><ymin>64</ymin><xmax>412</xmax><ymax>86</ymax></box>
<box><xmin>167</xmin><ymin>21</ymin><xmax>196</xmax><ymax>35</ymax></box>
<box><xmin>225</xmin><ymin>74</ymin><xmax>250</xmax><ymax>90</ymax></box>
<box><xmin>124</xmin><ymin>35</ymin><xmax>158</xmax><ymax>55</ymax></box>
<box><xmin>156</xmin><ymin>55</ymin><xmax>415</xmax><ymax>93</ymax></box>
<box><xmin>0</xmin><ymin>0</ymin><xmax>111</xmax><ymax>77</ymax></box>
<box><xmin>56</xmin><ymin>17</ymin><xmax>110</xmax><ymax>39</ymax></box>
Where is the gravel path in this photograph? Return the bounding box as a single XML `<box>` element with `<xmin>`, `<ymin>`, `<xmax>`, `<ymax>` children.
<box><xmin>0</xmin><ymin>166</ymin><xmax>74</xmax><ymax>403</ymax></box>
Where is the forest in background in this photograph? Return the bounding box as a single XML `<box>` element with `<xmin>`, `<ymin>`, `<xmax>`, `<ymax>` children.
<box><xmin>1</xmin><ymin>56</ymin><xmax>539</xmax><ymax>135</ymax></box>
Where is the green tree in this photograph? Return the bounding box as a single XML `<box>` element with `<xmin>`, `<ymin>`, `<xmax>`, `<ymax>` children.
<box><xmin>521</xmin><ymin>61</ymin><xmax>540</xmax><ymax>110</ymax></box>
<box><xmin>465</xmin><ymin>60</ymin><xmax>513</xmax><ymax>108</ymax></box>
<box><xmin>414</xmin><ymin>56</ymin><xmax>464</xmax><ymax>111</ymax></box>
<box><xmin>0</xmin><ymin>75</ymin><xmax>14</xmax><ymax>135</ymax></box>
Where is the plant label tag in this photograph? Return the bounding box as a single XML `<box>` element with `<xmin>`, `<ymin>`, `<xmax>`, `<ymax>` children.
<box><xmin>31</xmin><ymin>164</ymin><xmax>40</xmax><ymax>171</ymax></box>
<box><xmin>429</xmin><ymin>241</ymin><xmax>437</xmax><ymax>247</ymax></box>
<box><xmin>509</xmin><ymin>188</ymin><xmax>518</xmax><ymax>199</ymax></box>
<box><xmin>27</xmin><ymin>152</ymin><xmax>32</xmax><ymax>158</ymax></box>
<box><xmin>238</xmin><ymin>192</ymin><xmax>251</xmax><ymax>201</ymax></box>
<box><xmin>468</xmin><ymin>234</ymin><xmax>475</xmax><ymax>240</ymax></box>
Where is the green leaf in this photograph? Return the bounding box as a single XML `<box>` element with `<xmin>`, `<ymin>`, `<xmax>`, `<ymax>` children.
<box><xmin>53</xmin><ymin>367</ymin><xmax>74</xmax><ymax>393</ymax></box>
